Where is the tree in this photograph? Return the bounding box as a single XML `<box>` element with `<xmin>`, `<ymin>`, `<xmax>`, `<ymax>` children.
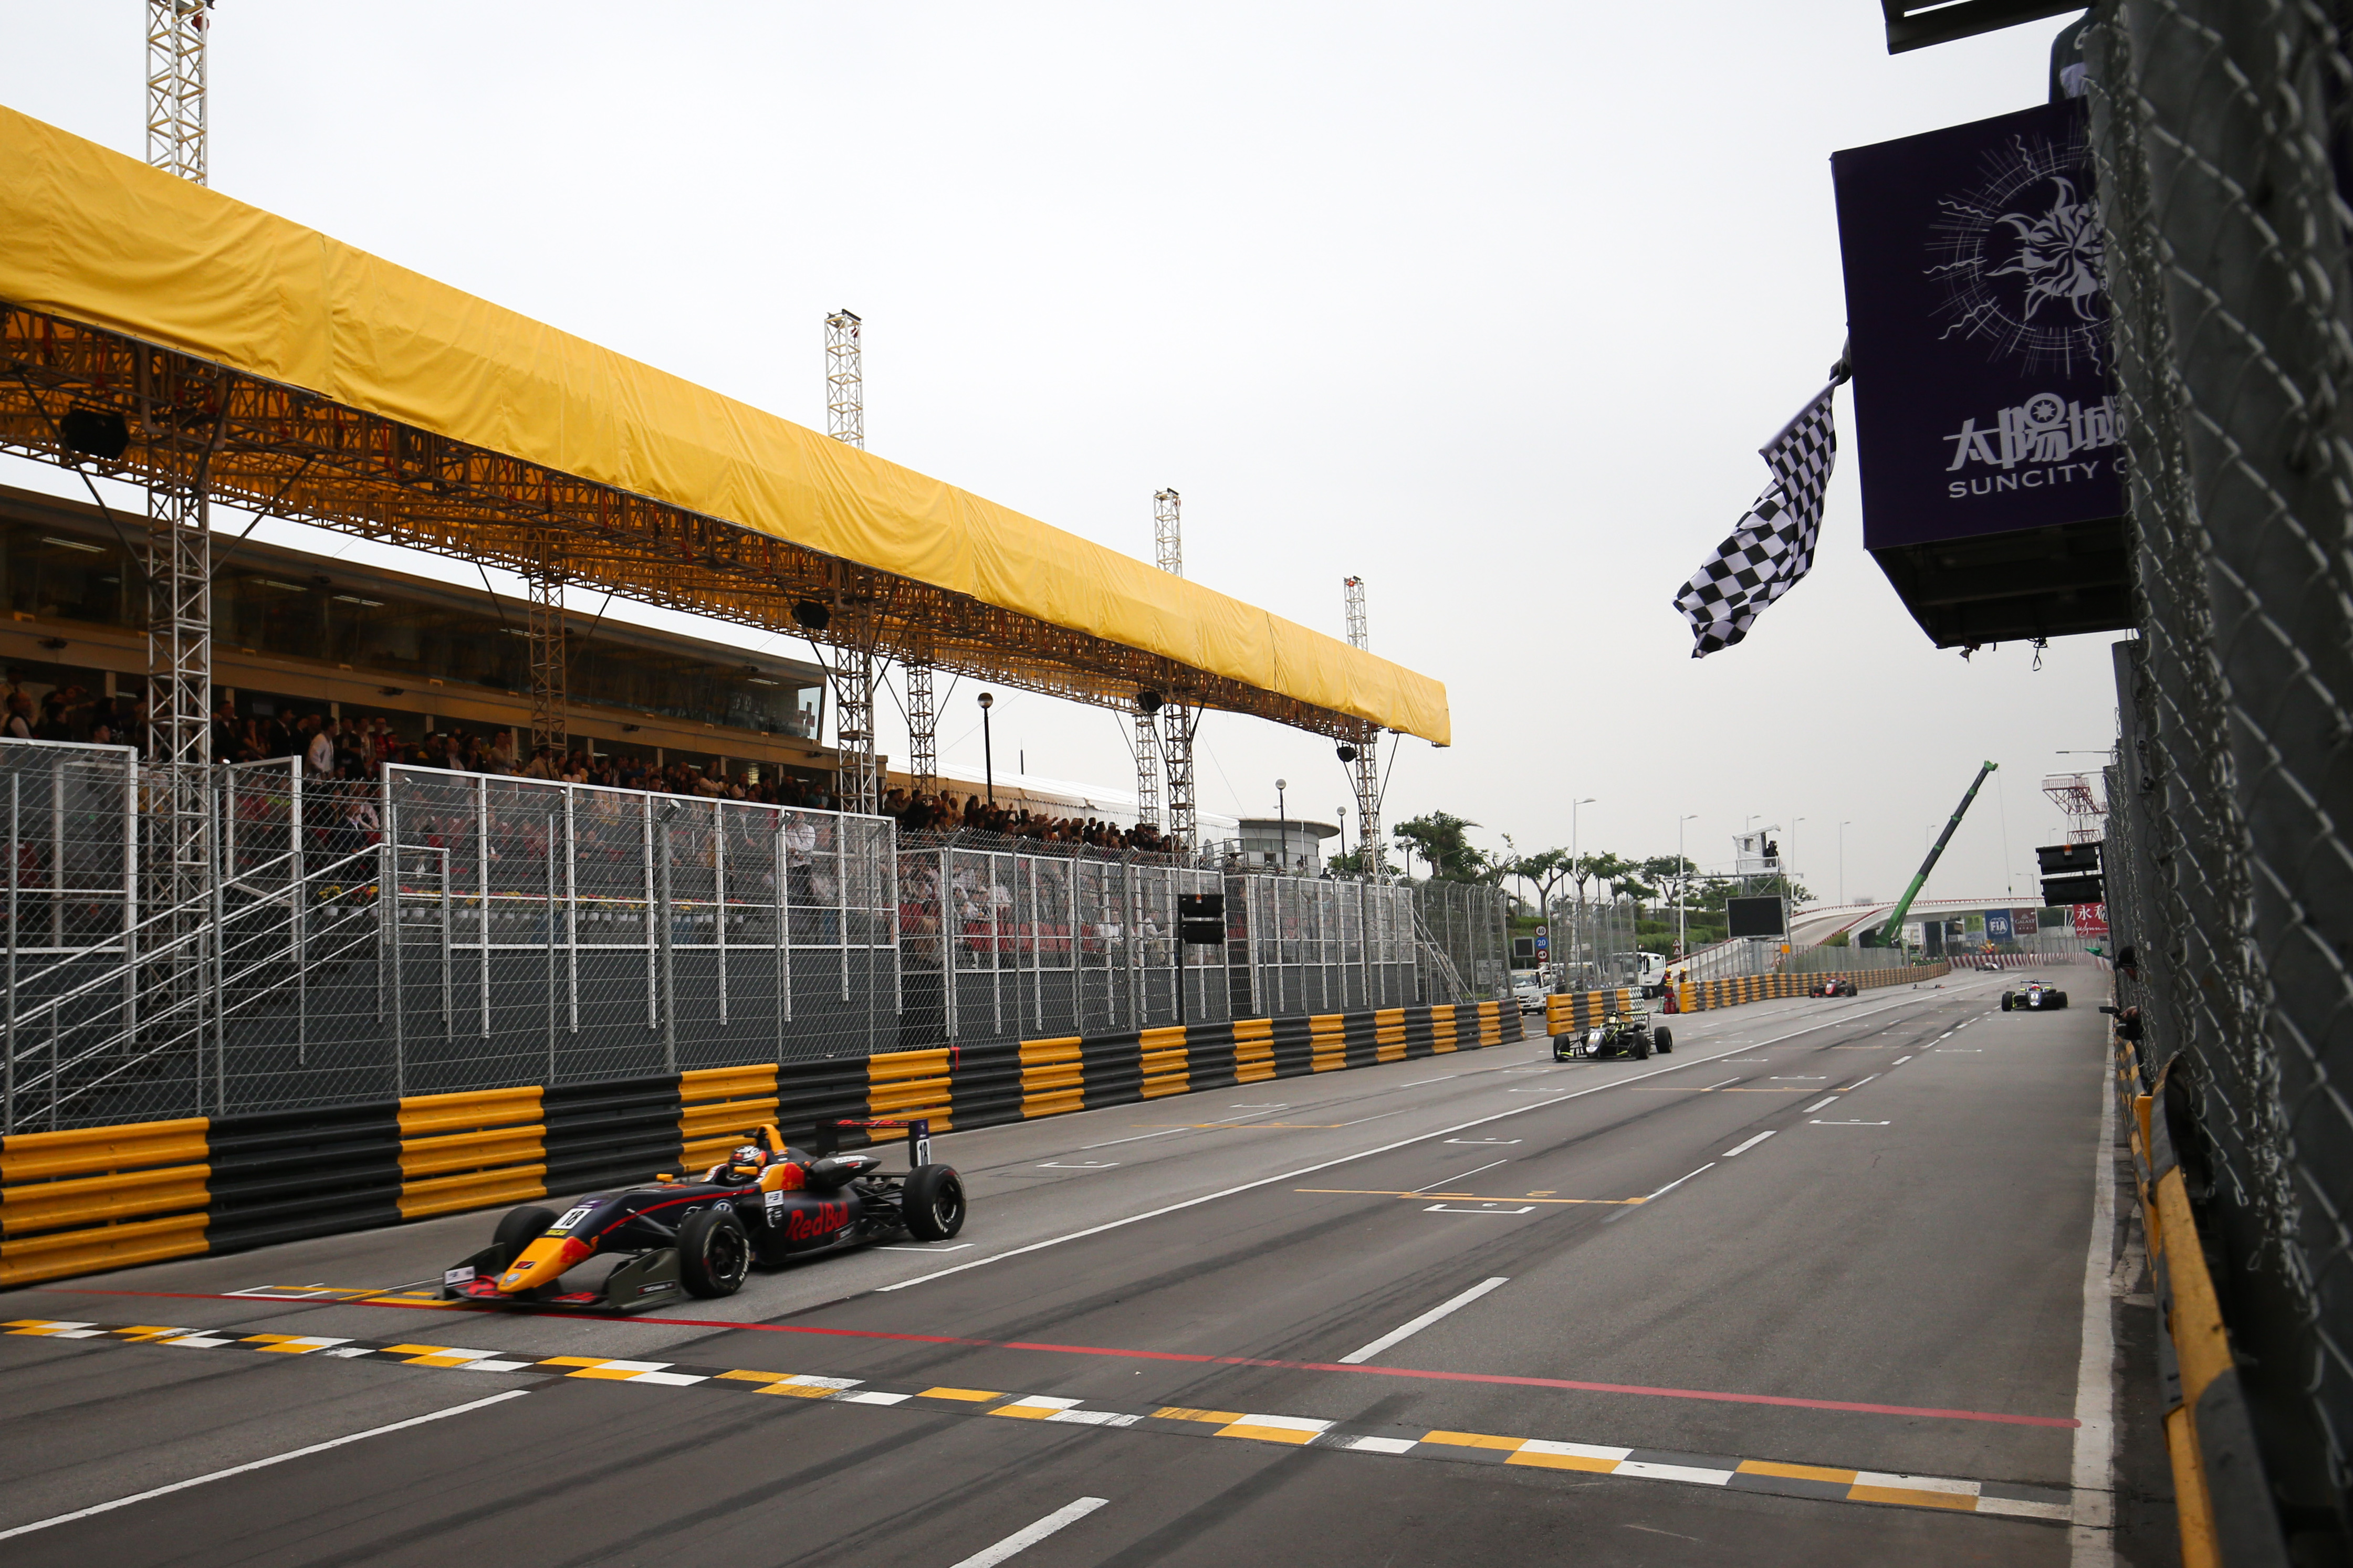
<box><xmin>1502</xmin><ymin>845</ymin><xmax>1576</xmax><ymax>913</ymax></box>
<box><xmin>1392</xmin><ymin>812</ymin><xmax>1489</xmax><ymax>882</ymax></box>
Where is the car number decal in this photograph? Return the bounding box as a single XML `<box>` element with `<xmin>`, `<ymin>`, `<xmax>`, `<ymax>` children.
<box><xmin>548</xmin><ymin>1205</ymin><xmax>596</xmax><ymax>1234</ymax></box>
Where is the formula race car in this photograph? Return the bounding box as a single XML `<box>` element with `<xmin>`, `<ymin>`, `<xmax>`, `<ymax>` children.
<box><xmin>2002</xmin><ymin>981</ymin><xmax>2069</xmax><ymax>1012</ymax></box>
<box><xmin>1809</xmin><ymin>976</ymin><xmax>1858</xmax><ymax>997</ymax></box>
<box><xmin>1554</xmin><ymin>1011</ymin><xmax>1674</xmax><ymax>1061</ymax></box>
<box><xmin>440</xmin><ymin>1119</ymin><xmax>965</xmax><ymax>1312</ymax></box>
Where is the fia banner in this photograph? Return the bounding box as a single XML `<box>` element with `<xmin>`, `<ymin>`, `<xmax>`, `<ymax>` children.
<box><xmin>1831</xmin><ymin>103</ymin><xmax>2124</xmax><ymax>549</ymax></box>
<box><xmin>1984</xmin><ymin>909</ymin><xmax>2015</xmax><ymax>944</ymax></box>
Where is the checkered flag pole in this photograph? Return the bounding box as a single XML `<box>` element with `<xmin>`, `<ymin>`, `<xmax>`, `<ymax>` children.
<box><xmin>1674</xmin><ymin>360</ymin><xmax>1846</xmax><ymax>658</ymax></box>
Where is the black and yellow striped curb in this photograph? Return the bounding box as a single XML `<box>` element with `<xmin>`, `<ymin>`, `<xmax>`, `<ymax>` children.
<box><xmin>2</xmin><ymin>1002</ymin><xmax>1525</xmax><ymax>1289</ymax></box>
<box><xmin>2116</xmin><ymin>1043</ymin><xmax>2292</xmax><ymax>1567</ymax></box>
<box><xmin>1</xmin><ymin>1317</ymin><xmax>2072</xmax><ymax>1523</ymax></box>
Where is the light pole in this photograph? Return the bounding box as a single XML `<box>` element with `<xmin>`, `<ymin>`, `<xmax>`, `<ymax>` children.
<box><xmin>1677</xmin><ymin>813</ymin><xmax>1698</xmax><ymax>961</ymax></box>
<box><xmin>1336</xmin><ymin>804</ymin><xmax>1348</xmax><ymax>874</ymax></box>
<box><xmin>1570</xmin><ymin>797</ymin><xmax>1595</xmax><ymax>983</ymax></box>
<box><xmin>977</xmin><ymin>692</ymin><xmax>995</xmax><ymax>805</ymax></box>
<box><xmin>1275</xmin><ymin>778</ymin><xmax>1289</xmax><ymax>872</ymax></box>
<box><xmin>1839</xmin><ymin>820</ymin><xmax>1852</xmax><ymax>907</ymax></box>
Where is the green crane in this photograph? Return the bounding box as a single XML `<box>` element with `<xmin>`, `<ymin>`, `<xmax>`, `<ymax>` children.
<box><xmin>1870</xmin><ymin>761</ymin><xmax>1998</xmax><ymax>950</ymax></box>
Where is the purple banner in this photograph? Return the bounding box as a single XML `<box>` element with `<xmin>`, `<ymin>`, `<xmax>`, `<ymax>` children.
<box><xmin>1832</xmin><ymin>103</ymin><xmax>2125</xmax><ymax>549</ymax></box>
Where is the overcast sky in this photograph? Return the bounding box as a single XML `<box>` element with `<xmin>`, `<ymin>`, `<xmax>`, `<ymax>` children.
<box><xmin>3</xmin><ymin>3</ymin><xmax>2109</xmax><ymax>906</ymax></box>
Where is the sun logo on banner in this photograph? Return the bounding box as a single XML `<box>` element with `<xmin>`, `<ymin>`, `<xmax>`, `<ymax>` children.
<box><xmin>1989</xmin><ymin>176</ymin><xmax>2104</xmax><ymax>323</ymax></box>
<box><xmin>1926</xmin><ymin>124</ymin><xmax>2109</xmax><ymax>378</ymax></box>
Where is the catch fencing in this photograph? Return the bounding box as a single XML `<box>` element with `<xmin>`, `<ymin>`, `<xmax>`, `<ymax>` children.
<box><xmin>2086</xmin><ymin>2</ymin><xmax>2353</xmax><ymax>1546</ymax></box>
<box><xmin>1412</xmin><ymin>879</ymin><xmax>1513</xmax><ymax>1003</ymax></box>
<box><xmin>1545</xmin><ymin>896</ymin><xmax>1643</xmax><ymax>991</ymax></box>
<box><xmin>2</xmin><ymin>742</ymin><xmax>1491</xmax><ymax>1134</ymax></box>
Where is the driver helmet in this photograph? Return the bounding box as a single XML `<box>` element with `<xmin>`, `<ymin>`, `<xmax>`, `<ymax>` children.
<box><xmin>731</xmin><ymin>1143</ymin><xmax>768</xmax><ymax>1169</ymax></box>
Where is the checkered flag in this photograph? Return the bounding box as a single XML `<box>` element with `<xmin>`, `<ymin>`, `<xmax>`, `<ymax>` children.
<box><xmin>1674</xmin><ymin>381</ymin><xmax>1840</xmax><ymax>658</ymax></box>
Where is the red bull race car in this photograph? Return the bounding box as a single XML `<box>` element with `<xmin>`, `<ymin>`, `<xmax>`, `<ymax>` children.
<box><xmin>1809</xmin><ymin>976</ymin><xmax>1858</xmax><ymax>997</ymax></box>
<box><xmin>2001</xmin><ymin>981</ymin><xmax>2069</xmax><ymax>1012</ymax></box>
<box><xmin>440</xmin><ymin>1119</ymin><xmax>965</xmax><ymax>1312</ymax></box>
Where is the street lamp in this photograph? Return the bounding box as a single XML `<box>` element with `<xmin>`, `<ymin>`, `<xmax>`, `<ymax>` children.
<box><xmin>977</xmin><ymin>692</ymin><xmax>995</xmax><ymax>805</ymax></box>
<box><xmin>1571</xmin><ymin>798</ymin><xmax>1596</xmax><ymax>899</ymax></box>
<box><xmin>1677</xmin><ymin>813</ymin><xmax>1699</xmax><ymax>962</ymax></box>
<box><xmin>1275</xmin><ymin>778</ymin><xmax>1288</xmax><ymax>872</ymax></box>
<box><xmin>1336</xmin><ymin>804</ymin><xmax>1348</xmax><ymax>872</ymax></box>
<box><xmin>1570</xmin><ymin>797</ymin><xmax>1595</xmax><ymax>986</ymax></box>
<box><xmin>1839</xmin><ymin>820</ymin><xmax>1853</xmax><ymax>907</ymax></box>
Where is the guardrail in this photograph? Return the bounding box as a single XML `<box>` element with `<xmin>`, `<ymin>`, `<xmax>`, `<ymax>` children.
<box><xmin>2117</xmin><ymin>1035</ymin><xmax>2293</xmax><ymax>1567</ymax></box>
<box><xmin>1</xmin><ymin>999</ymin><xmax>1525</xmax><ymax>1288</ymax></box>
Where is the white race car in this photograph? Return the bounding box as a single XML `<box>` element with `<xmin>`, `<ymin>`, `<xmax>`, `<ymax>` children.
<box><xmin>2001</xmin><ymin>981</ymin><xmax>2069</xmax><ymax>1012</ymax></box>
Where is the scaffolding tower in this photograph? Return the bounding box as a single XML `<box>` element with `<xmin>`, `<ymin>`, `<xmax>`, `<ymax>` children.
<box><xmin>526</xmin><ymin>547</ymin><xmax>567</xmax><ymax>755</ymax></box>
<box><xmin>905</xmin><ymin>658</ymin><xmax>937</xmax><ymax>795</ymax></box>
<box><xmin>1152</xmin><ymin>489</ymin><xmax>1193</xmax><ymax>848</ymax></box>
<box><xmin>1343</xmin><ymin>576</ymin><xmax>1382</xmax><ymax>878</ymax></box>
<box><xmin>822</xmin><ymin>310</ymin><xmax>881</xmax><ymax>811</ymax></box>
<box><xmin>145</xmin><ymin>2</ymin><xmax>211</xmax><ymax>186</ymax></box>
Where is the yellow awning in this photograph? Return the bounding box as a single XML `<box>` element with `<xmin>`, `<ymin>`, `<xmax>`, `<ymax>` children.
<box><xmin>0</xmin><ymin>104</ymin><xmax>1447</xmax><ymax>745</ymax></box>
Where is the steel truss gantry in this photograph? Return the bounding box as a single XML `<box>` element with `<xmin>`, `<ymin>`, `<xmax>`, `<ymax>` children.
<box><xmin>0</xmin><ymin>310</ymin><xmax>1379</xmax><ymax>784</ymax></box>
<box><xmin>904</xmin><ymin>657</ymin><xmax>937</xmax><ymax>795</ymax></box>
<box><xmin>1150</xmin><ymin>489</ymin><xmax>1190</xmax><ymax>846</ymax></box>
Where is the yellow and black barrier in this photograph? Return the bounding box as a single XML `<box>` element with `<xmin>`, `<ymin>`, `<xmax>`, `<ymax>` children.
<box><xmin>1541</xmin><ymin>965</ymin><xmax>1951</xmax><ymax>1040</ymax></box>
<box><xmin>0</xmin><ymin>999</ymin><xmax>1524</xmax><ymax>1289</ymax></box>
<box><xmin>2118</xmin><ymin>1041</ymin><xmax>2293</xmax><ymax>1567</ymax></box>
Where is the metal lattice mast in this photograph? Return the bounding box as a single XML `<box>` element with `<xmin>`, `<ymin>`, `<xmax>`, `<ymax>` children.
<box><xmin>146</xmin><ymin>2</ymin><xmax>212</xmax><ymax>185</ymax></box>
<box><xmin>526</xmin><ymin>548</ymin><xmax>567</xmax><ymax>755</ymax></box>
<box><xmin>1150</xmin><ymin>489</ymin><xmax>1194</xmax><ymax>849</ymax></box>
<box><xmin>905</xmin><ymin>659</ymin><xmax>936</xmax><ymax>795</ymax></box>
<box><xmin>1154</xmin><ymin>487</ymin><xmax>1182</xmax><ymax>576</ymax></box>
<box><xmin>821</xmin><ymin>310</ymin><xmax>881</xmax><ymax>812</ymax></box>
<box><xmin>825</xmin><ymin>310</ymin><xmax>864</xmax><ymax>450</ymax></box>
<box><xmin>1343</xmin><ymin>576</ymin><xmax>1382</xmax><ymax>880</ymax></box>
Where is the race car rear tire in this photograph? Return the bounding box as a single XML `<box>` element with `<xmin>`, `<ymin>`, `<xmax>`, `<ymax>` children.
<box><xmin>2052</xmin><ymin>992</ymin><xmax>2068</xmax><ymax>1008</ymax></box>
<box><xmin>678</xmin><ymin>1208</ymin><xmax>751</xmax><ymax>1298</ymax></box>
<box><xmin>1654</xmin><ymin>1027</ymin><xmax>1673</xmax><ymax>1054</ymax></box>
<box><xmin>904</xmin><ymin>1164</ymin><xmax>967</xmax><ymax>1242</ymax></box>
<box><xmin>493</xmin><ymin>1205</ymin><xmax>558</xmax><ymax>1272</ymax></box>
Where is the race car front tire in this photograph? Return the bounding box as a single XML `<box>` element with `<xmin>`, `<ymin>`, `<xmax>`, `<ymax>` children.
<box><xmin>904</xmin><ymin>1164</ymin><xmax>968</xmax><ymax>1241</ymax></box>
<box><xmin>493</xmin><ymin>1205</ymin><xmax>558</xmax><ymax>1272</ymax></box>
<box><xmin>679</xmin><ymin>1208</ymin><xmax>752</xmax><ymax>1297</ymax></box>
<box><xmin>1654</xmin><ymin>1027</ymin><xmax>1673</xmax><ymax>1054</ymax></box>
<box><xmin>2002</xmin><ymin>994</ymin><xmax>2014</xmax><ymax>1012</ymax></box>
<box><xmin>2051</xmin><ymin>992</ymin><xmax>2068</xmax><ymax>1008</ymax></box>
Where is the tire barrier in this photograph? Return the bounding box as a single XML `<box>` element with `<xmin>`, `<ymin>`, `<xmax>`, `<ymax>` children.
<box><xmin>2118</xmin><ymin>1041</ymin><xmax>2294</xmax><ymax>1568</ymax></box>
<box><xmin>0</xmin><ymin>999</ymin><xmax>1524</xmax><ymax>1289</ymax></box>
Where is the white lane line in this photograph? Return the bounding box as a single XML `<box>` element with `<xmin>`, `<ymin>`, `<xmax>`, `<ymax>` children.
<box><xmin>1037</xmin><ymin>1161</ymin><xmax>1119</xmax><ymax>1171</ymax></box>
<box><xmin>1639</xmin><ymin>1163</ymin><xmax>1716</xmax><ymax>1202</ymax></box>
<box><xmin>1336</xmin><ymin>1276</ymin><xmax>1510</xmax><ymax>1364</ymax></box>
<box><xmin>879</xmin><ymin>1243</ymin><xmax>976</xmax><ymax>1252</ymax></box>
<box><xmin>1445</xmin><ymin>1138</ymin><xmax>1521</xmax><ymax>1145</ymax></box>
<box><xmin>880</xmin><ymin>989</ymin><xmax>1961</xmax><ymax>1292</ymax></box>
<box><xmin>2070</xmin><ymin>1047</ymin><xmax>2121</xmax><ymax>1566</ymax></box>
<box><xmin>1802</xmin><ymin>1096</ymin><xmax>1839</xmax><ymax>1113</ymax></box>
<box><xmin>1698</xmin><ymin>1076</ymin><xmax>1743</xmax><ymax>1091</ymax></box>
<box><xmin>1425</xmin><ymin>1203</ymin><xmax>1535</xmax><ymax>1216</ymax></box>
<box><xmin>0</xmin><ymin>1389</ymin><xmax>529</xmax><ymax>1542</ymax></box>
<box><xmin>946</xmin><ymin>1496</ymin><xmax>1110</xmax><ymax>1568</ymax></box>
<box><xmin>1893</xmin><ymin>1056</ymin><xmax>1913</xmax><ymax>1064</ymax></box>
<box><xmin>1720</xmin><ymin>1130</ymin><xmax>1776</xmax><ymax>1157</ymax></box>
<box><xmin>1843</xmin><ymin>1074</ymin><xmax>1880</xmax><ymax>1090</ymax></box>
<box><xmin>1078</xmin><ymin>1127</ymin><xmax>1193</xmax><ymax>1151</ymax></box>
<box><xmin>1397</xmin><ymin>1075</ymin><xmax>1457</xmax><ymax>1087</ymax></box>
<box><xmin>1408</xmin><ymin>1157</ymin><xmax>1507</xmax><ymax>1194</ymax></box>
<box><xmin>1810</xmin><ymin>1120</ymin><xmax>1891</xmax><ymax>1127</ymax></box>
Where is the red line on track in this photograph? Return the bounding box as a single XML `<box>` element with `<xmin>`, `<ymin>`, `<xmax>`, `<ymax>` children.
<box><xmin>26</xmin><ymin>1287</ymin><xmax>2078</xmax><ymax>1429</ymax></box>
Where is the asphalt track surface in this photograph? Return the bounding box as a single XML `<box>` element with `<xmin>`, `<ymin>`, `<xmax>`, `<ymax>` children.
<box><xmin>3</xmin><ymin>971</ymin><xmax>2178</xmax><ymax>1567</ymax></box>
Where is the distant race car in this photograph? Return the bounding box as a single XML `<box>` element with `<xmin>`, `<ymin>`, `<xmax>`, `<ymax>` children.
<box><xmin>2002</xmin><ymin>981</ymin><xmax>2069</xmax><ymax>1012</ymax></box>
<box><xmin>1554</xmin><ymin>1010</ymin><xmax>1674</xmax><ymax>1061</ymax></box>
<box><xmin>441</xmin><ymin>1119</ymin><xmax>965</xmax><ymax>1312</ymax></box>
<box><xmin>1809</xmin><ymin>977</ymin><xmax>1858</xmax><ymax>997</ymax></box>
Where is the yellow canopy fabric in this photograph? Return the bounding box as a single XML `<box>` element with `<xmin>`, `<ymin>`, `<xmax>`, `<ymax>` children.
<box><xmin>0</xmin><ymin>105</ymin><xmax>1448</xmax><ymax>744</ymax></box>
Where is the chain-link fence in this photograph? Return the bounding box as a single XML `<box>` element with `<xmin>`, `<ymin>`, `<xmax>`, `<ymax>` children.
<box><xmin>1546</xmin><ymin>895</ymin><xmax>1645</xmax><ymax>991</ymax></box>
<box><xmin>897</xmin><ymin>829</ymin><xmax>1230</xmax><ymax>1040</ymax></box>
<box><xmin>1225</xmin><ymin>872</ymin><xmax>1422</xmax><ymax>1016</ymax></box>
<box><xmin>1413</xmin><ymin>879</ymin><xmax>1512</xmax><ymax>1002</ymax></box>
<box><xmin>2</xmin><ymin>741</ymin><xmax>1489</xmax><ymax>1131</ymax></box>
<box><xmin>2085</xmin><ymin>1</ymin><xmax>2353</xmax><ymax>1539</ymax></box>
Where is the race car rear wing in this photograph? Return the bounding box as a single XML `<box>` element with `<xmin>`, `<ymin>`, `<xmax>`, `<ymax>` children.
<box><xmin>833</xmin><ymin>1117</ymin><xmax>933</xmax><ymax>1169</ymax></box>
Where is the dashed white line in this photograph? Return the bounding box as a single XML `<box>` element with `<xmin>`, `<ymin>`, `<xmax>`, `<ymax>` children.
<box><xmin>946</xmin><ymin>1497</ymin><xmax>1110</xmax><ymax>1568</ymax></box>
<box><xmin>1336</xmin><ymin>1276</ymin><xmax>1510</xmax><ymax>1363</ymax></box>
<box><xmin>0</xmin><ymin>1390</ymin><xmax>531</xmax><ymax>1541</ymax></box>
<box><xmin>1699</xmin><ymin>1077</ymin><xmax>1743</xmax><ymax>1091</ymax></box>
<box><xmin>1397</xmin><ymin>1076</ymin><xmax>1458</xmax><ymax>1087</ymax></box>
<box><xmin>1721</xmin><ymin>1130</ymin><xmax>1777</xmax><ymax>1157</ymax></box>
